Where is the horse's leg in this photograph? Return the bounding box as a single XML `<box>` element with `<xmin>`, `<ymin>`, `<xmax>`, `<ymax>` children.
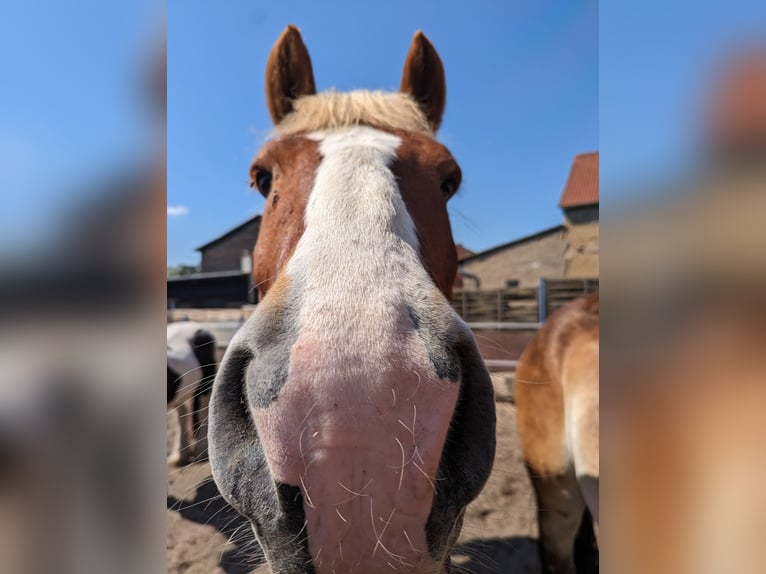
<box><xmin>564</xmin><ymin>339</ymin><xmax>599</xmax><ymax>557</ymax></box>
<box><xmin>191</xmin><ymin>390</ymin><xmax>210</xmax><ymax>462</ymax></box>
<box><xmin>168</xmin><ymin>406</ymin><xmax>183</xmax><ymax>466</ymax></box>
<box><xmin>517</xmin><ymin>356</ymin><xmax>587</xmax><ymax>574</ymax></box>
<box><xmin>577</xmin><ymin>475</ymin><xmax>598</xmax><ymax>544</ymax></box>
<box><xmin>574</xmin><ymin>508</ymin><xmax>599</xmax><ymax>574</ymax></box>
<box><xmin>568</xmin><ymin>402</ymin><xmax>599</xmax><ymax>556</ymax></box>
<box><xmin>190</xmin><ymin>329</ymin><xmax>216</xmax><ymax>462</ymax></box>
<box><xmin>171</xmin><ymin>398</ymin><xmax>195</xmax><ymax>466</ymax></box>
<box><xmin>530</xmin><ymin>468</ymin><xmax>586</xmax><ymax>574</ymax></box>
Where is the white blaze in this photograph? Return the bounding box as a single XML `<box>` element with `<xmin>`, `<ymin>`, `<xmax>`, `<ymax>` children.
<box><xmin>286</xmin><ymin>126</ymin><xmax>429</xmax><ymax>348</ymax></box>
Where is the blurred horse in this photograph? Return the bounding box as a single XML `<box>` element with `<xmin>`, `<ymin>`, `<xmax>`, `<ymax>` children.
<box><xmin>515</xmin><ymin>293</ymin><xmax>599</xmax><ymax>573</ymax></box>
<box><xmin>167</xmin><ymin>321</ymin><xmax>217</xmax><ymax>466</ymax></box>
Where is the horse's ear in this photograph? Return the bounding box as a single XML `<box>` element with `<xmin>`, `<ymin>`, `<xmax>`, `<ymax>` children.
<box><xmin>400</xmin><ymin>31</ymin><xmax>446</xmax><ymax>132</ymax></box>
<box><xmin>265</xmin><ymin>25</ymin><xmax>316</xmax><ymax>125</ymax></box>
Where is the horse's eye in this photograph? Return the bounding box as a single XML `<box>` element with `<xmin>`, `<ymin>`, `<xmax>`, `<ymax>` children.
<box><xmin>440</xmin><ymin>170</ymin><xmax>461</xmax><ymax>200</ymax></box>
<box><xmin>252</xmin><ymin>168</ymin><xmax>273</xmax><ymax>197</ymax></box>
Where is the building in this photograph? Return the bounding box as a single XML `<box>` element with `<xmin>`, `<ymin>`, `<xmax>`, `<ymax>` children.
<box><xmin>167</xmin><ymin>214</ymin><xmax>261</xmax><ymax>308</ymax></box>
<box><xmin>560</xmin><ymin>151</ymin><xmax>599</xmax><ymax>278</ymax></box>
<box><xmin>456</xmin><ymin>151</ymin><xmax>599</xmax><ymax>291</ymax></box>
<box><xmin>198</xmin><ymin>215</ymin><xmax>262</xmax><ymax>273</ymax></box>
<box><xmin>453</xmin><ymin>244</ymin><xmax>475</xmax><ymax>290</ymax></box>
<box><xmin>458</xmin><ymin>226</ymin><xmax>567</xmax><ymax>290</ymax></box>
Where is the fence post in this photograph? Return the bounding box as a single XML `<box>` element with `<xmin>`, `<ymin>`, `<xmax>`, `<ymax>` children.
<box><xmin>461</xmin><ymin>290</ymin><xmax>467</xmax><ymax>320</ymax></box>
<box><xmin>496</xmin><ymin>290</ymin><xmax>502</xmax><ymax>322</ymax></box>
<box><xmin>538</xmin><ymin>278</ymin><xmax>548</xmax><ymax>322</ymax></box>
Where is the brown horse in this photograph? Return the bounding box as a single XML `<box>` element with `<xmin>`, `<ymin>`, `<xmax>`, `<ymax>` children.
<box><xmin>515</xmin><ymin>293</ymin><xmax>599</xmax><ymax>573</ymax></box>
<box><xmin>208</xmin><ymin>26</ymin><xmax>496</xmax><ymax>574</ymax></box>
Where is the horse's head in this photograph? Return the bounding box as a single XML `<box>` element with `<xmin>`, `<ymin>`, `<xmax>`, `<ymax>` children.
<box><xmin>209</xmin><ymin>26</ymin><xmax>496</xmax><ymax>574</ymax></box>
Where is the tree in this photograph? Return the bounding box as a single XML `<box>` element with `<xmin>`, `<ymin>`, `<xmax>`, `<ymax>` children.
<box><xmin>167</xmin><ymin>264</ymin><xmax>199</xmax><ymax>278</ymax></box>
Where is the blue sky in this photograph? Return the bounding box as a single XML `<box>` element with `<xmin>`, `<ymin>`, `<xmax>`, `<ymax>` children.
<box><xmin>167</xmin><ymin>0</ymin><xmax>598</xmax><ymax>265</ymax></box>
<box><xmin>0</xmin><ymin>1</ymin><xmax>155</xmax><ymax>253</ymax></box>
<box><xmin>600</xmin><ymin>2</ymin><xmax>766</xmax><ymax>200</ymax></box>
<box><xmin>3</xmin><ymin>2</ymin><xmax>764</xmax><ymax>267</ymax></box>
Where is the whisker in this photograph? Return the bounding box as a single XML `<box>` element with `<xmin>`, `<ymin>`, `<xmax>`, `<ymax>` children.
<box><xmin>370</xmin><ymin>501</ymin><xmax>409</xmax><ymax>564</ymax></box>
<box><xmin>299</xmin><ymin>426</ymin><xmax>307</xmax><ymax>468</ymax></box>
<box><xmin>413</xmin><ymin>461</ymin><xmax>437</xmax><ymax>493</ymax></box>
<box><xmin>404</xmin><ymin>371</ymin><xmax>422</xmax><ymax>402</ymax></box>
<box><xmin>402</xmin><ymin>529</ymin><xmax>420</xmax><ymax>554</ymax></box>
<box><xmin>170</xmin><ymin>362</ymin><xmax>219</xmax><ymax>383</ymax></box>
<box><xmin>299</xmin><ymin>475</ymin><xmax>316</xmax><ymax>509</ymax></box>
<box><xmin>249</xmin><ymin>274</ymin><xmax>277</xmax><ymax>295</ymax></box>
<box><xmin>337</xmin><ymin>477</ymin><xmax>374</xmax><ymax>498</ymax></box>
<box><xmin>514</xmin><ymin>377</ymin><xmax>552</xmax><ymax>385</ymax></box>
<box><xmin>265</xmin><ymin>520</ymin><xmax>308</xmax><ymax>553</ymax></box>
<box><xmin>394</xmin><ymin>436</ymin><xmax>406</xmax><ymax>491</ymax></box>
<box><xmin>289</xmin><ymin>399</ymin><xmax>321</xmax><ymax>439</ymax></box>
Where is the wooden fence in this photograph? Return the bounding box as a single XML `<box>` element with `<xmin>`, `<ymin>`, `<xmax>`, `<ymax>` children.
<box><xmin>451</xmin><ymin>287</ymin><xmax>539</xmax><ymax>323</ymax></box>
<box><xmin>167</xmin><ymin>305</ymin><xmax>257</xmax><ymax>323</ymax></box>
<box><xmin>543</xmin><ymin>278</ymin><xmax>599</xmax><ymax>317</ymax></box>
<box><xmin>170</xmin><ymin>278</ymin><xmax>598</xmax><ymax>326</ymax></box>
<box><xmin>451</xmin><ymin>278</ymin><xmax>598</xmax><ymax>323</ymax></box>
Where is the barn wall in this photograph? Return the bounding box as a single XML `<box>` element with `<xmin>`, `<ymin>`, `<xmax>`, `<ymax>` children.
<box><xmin>563</xmin><ymin>206</ymin><xmax>599</xmax><ymax>278</ymax></box>
<box><xmin>167</xmin><ymin>273</ymin><xmax>252</xmax><ymax>308</ymax></box>
<box><xmin>460</xmin><ymin>230</ymin><xmax>567</xmax><ymax>290</ymax></box>
<box><xmin>199</xmin><ymin>219</ymin><xmax>261</xmax><ymax>273</ymax></box>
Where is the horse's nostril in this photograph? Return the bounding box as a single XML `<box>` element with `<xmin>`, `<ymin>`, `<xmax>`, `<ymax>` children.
<box><xmin>210</xmin><ymin>347</ymin><xmax>256</xmax><ymax>434</ymax></box>
<box><xmin>223</xmin><ymin>348</ymin><xmax>252</xmax><ymax>397</ymax></box>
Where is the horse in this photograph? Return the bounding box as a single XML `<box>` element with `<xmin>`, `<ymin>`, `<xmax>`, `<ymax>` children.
<box><xmin>207</xmin><ymin>26</ymin><xmax>496</xmax><ymax>574</ymax></box>
<box><xmin>167</xmin><ymin>321</ymin><xmax>217</xmax><ymax>466</ymax></box>
<box><xmin>514</xmin><ymin>292</ymin><xmax>599</xmax><ymax>573</ymax></box>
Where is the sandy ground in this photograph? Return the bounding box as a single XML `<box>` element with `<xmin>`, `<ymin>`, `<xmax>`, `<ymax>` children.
<box><xmin>167</xmin><ymin>374</ymin><xmax>542</xmax><ymax>574</ymax></box>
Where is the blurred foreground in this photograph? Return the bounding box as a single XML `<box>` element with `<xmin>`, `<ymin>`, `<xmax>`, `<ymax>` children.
<box><xmin>0</xmin><ymin>3</ymin><xmax>165</xmax><ymax>573</ymax></box>
<box><xmin>603</xmin><ymin>48</ymin><xmax>766</xmax><ymax>574</ymax></box>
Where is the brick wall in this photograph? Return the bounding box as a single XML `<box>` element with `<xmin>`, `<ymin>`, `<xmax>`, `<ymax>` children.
<box><xmin>460</xmin><ymin>229</ymin><xmax>567</xmax><ymax>289</ymax></box>
<box><xmin>563</xmin><ymin>205</ymin><xmax>599</xmax><ymax>278</ymax></box>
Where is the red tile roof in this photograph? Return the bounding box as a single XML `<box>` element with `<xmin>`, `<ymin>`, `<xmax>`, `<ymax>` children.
<box><xmin>455</xmin><ymin>243</ymin><xmax>475</xmax><ymax>261</ymax></box>
<box><xmin>558</xmin><ymin>151</ymin><xmax>599</xmax><ymax>208</ymax></box>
